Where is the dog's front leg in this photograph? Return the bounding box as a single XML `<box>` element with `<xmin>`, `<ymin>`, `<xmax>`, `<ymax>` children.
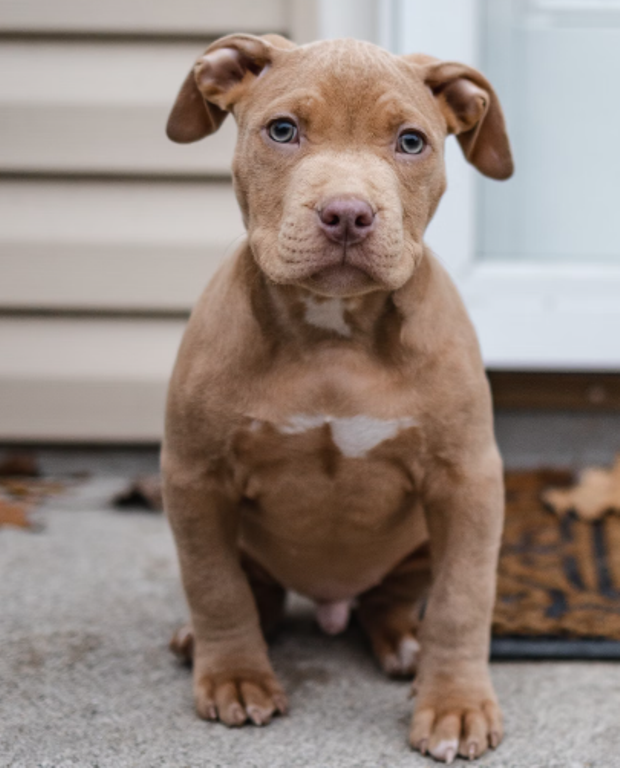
<box><xmin>410</xmin><ymin>449</ymin><xmax>504</xmax><ymax>762</ymax></box>
<box><xmin>163</xmin><ymin>455</ymin><xmax>287</xmax><ymax>727</ymax></box>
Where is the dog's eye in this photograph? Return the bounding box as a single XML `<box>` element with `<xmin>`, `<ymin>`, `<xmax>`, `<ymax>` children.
<box><xmin>398</xmin><ymin>131</ymin><xmax>425</xmax><ymax>155</ymax></box>
<box><xmin>268</xmin><ymin>119</ymin><xmax>298</xmax><ymax>144</ymax></box>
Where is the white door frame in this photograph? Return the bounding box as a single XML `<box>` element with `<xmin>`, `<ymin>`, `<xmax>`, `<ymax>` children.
<box><xmin>363</xmin><ymin>0</ymin><xmax>620</xmax><ymax>371</ymax></box>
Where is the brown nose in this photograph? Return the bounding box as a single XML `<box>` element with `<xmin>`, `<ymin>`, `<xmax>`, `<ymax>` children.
<box><xmin>317</xmin><ymin>198</ymin><xmax>376</xmax><ymax>245</ymax></box>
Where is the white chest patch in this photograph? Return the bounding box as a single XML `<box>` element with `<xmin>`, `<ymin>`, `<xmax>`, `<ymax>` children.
<box><xmin>278</xmin><ymin>413</ymin><xmax>418</xmax><ymax>458</ymax></box>
<box><xmin>301</xmin><ymin>295</ymin><xmax>351</xmax><ymax>337</ymax></box>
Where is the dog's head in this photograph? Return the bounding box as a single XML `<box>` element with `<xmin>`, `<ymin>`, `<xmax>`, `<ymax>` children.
<box><xmin>168</xmin><ymin>35</ymin><xmax>513</xmax><ymax>298</ymax></box>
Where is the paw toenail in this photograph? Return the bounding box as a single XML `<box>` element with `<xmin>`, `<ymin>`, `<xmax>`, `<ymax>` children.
<box><xmin>247</xmin><ymin>705</ymin><xmax>270</xmax><ymax>726</ymax></box>
<box><xmin>397</xmin><ymin>637</ymin><xmax>420</xmax><ymax>668</ymax></box>
<box><xmin>273</xmin><ymin>693</ymin><xmax>289</xmax><ymax>714</ymax></box>
<box><xmin>230</xmin><ymin>703</ymin><xmax>246</xmax><ymax>725</ymax></box>
<box><xmin>431</xmin><ymin>739</ymin><xmax>459</xmax><ymax>764</ymax></box>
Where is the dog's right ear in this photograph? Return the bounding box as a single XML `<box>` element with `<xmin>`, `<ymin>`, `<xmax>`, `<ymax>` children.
<box><xmin>166</xmin><ymin>34</ymin><xmax>293</xmax><ymax>144</ymax></box>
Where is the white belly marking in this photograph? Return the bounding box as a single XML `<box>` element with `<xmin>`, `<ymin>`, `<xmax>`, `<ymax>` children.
<box><xmin>278</xmin><ymin>413</ymin><xmax>418</xmax><ymax>458</ymax></box>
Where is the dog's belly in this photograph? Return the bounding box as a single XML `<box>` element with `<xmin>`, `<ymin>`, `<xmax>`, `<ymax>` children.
<box><xmin>236</xmin><ymin>413</ymin><xmax>427</xmax><ymax>602</ymax></box>
<box><xmin>240</xmin><ymin>504</ymin><xmax>427</xmax><ymax>603</ymax></box>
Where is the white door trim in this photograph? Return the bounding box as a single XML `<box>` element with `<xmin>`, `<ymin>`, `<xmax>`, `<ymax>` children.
<box><xmin>378</xmin><ymin>0</ymin><xmax>620</xmax><ymax>370</ymax></box>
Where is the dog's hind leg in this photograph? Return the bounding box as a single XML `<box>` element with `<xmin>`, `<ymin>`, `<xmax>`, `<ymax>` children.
<box><xmin>170</xmin><ymin>551</ymin><xmax>287</xmax><ymax>663</ymax></box>
<box><xmin>239</xmin><ymin>551</ymin><xmax>287</xmax><ymax>638</ymax></box>
<box><xmin>356</xmin><ymin>544</ymin><xmax>431</xmax><ymax>678</ymax></box>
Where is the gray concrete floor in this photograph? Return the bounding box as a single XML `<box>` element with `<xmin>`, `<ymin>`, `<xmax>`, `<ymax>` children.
<box><xmin>2</xmin><ymin>423</ymin><xmax>620</xmax><ymax>768</ymax></box>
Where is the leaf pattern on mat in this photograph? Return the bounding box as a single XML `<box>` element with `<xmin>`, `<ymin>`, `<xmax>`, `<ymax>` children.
<box><xmin>0</xmin><ymin>497</ymin><xmax>33</xmax><ymax>529</ymax></box>
<box><xmin>494</xmin><ymin>470</ymin><xmax>620</xmax><ymax>639</ymax></box>
<box><xmin>0</xmin><ymin>452</ymin><xmax>65</xmax><ymax>531</ymax></box>
<box><xmin>542</xmin><ymin>455</ymin><xmax>620</xmax><ymax>521</ymax></box>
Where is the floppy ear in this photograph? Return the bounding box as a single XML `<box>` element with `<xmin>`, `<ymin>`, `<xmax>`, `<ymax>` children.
<box><xmin>166</xmin><ymin>34</ymin><xmax>294</xmax><ymax>144</ymax></box>
<box><xmin>408</xmin><ymin>57</ymin><xmax>514</xmax><ymax>180</ymax></box>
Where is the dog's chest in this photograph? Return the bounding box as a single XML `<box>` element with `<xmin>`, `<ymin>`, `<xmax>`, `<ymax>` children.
<box><xmin>232</xmin><ymin>355</ymin><xmax>423</xmax><ymax>495</ymax></box>
<box><xmin>232</xmin><ymin>408</ymin><xmax>422</xmax><ymax>531</ymax></box>
<box><xmin>233</xmin><ymin>408</ymin><xmax>426</xmax><ymax>605</ymax></box>
<box><xmin>247</xmin><ymin>412</ymin><xmax>417</xmax><ymax>459</ymax></box>
<box><xmin>232</xmin><ymin>409</ymin><xmax>420</xmax><ymax>485</ymax></box>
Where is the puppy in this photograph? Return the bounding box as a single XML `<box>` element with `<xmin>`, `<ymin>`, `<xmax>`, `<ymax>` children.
<box><xmin>162</xmin><ymin>34</ymin><xmax>513</xmax><ymax>764</ymax></box>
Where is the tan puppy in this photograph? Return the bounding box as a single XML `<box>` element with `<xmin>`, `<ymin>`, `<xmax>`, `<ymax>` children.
<box><xmin>163</xmin><ymin>33</ymin><xmax>513</xmax><ymax>764</ymax></box>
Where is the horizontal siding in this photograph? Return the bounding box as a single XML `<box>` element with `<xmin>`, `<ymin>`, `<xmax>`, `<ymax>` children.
<box><xmin>0</xmin><ymin>0</ymin><xmax>319</xmax><ymax>441</ymax></box>
<box><xmin>0</xmin><ymin>0</ymin><xmax>288</xmax><ymax>34</ymax></box>
<box><xmin>0</xmin><ymin>317</ymin><xmax>185</xmax><ymax>441</ymax></box>
<box><xmin>0</xmin><ymin>179</ymin><xmax>245</xmax><ymax>311</ymax></box>
<box><xmin>0</xmin><ymin>41</ymin><xmax>237</xmax><ymax>175</ymax></box>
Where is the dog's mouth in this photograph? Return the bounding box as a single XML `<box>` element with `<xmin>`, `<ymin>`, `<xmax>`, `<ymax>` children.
<box><xmin>303</xmin><ymin>261</ymin><xmax>376</xmax><ymax>297</ymax></box>
<box><xmin>271</xmin><ymin>216</ymin><xmax>410</xmax><ymax>297</ymax></box>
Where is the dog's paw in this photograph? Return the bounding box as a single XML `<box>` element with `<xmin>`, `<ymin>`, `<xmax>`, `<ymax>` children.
<box><xmin>409</xmin><ymin>690</ymin><xmax>503</xmax><ymax>763</ymax></box>
<box><xmin>194</xmin><ymin>668</ymin><xmax>288</xmax><ymax>727</ymax></box>
<box><xmin>373</xmin><ymin>631</ymin><xmax>420</xmax><ymax>678</ymax></box>
<box><xmin>357</xmin><ymin>594</ymin><xmax>424</xmax><ymax>679</ymax></box>
<box><xmin>170</xmin><ymin>623</ymin><xmax>194</xmax><ymax>663</ymax></box>
<box><xmin>359</xmin><ymin>608</ymin><xmax>420</xmax><ymax>678</ymax></box>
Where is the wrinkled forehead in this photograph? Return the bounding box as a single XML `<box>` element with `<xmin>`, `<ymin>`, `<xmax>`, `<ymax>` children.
<box><xmin>238</xmin><ymin>38</ymin><xmax>444</xmax><ymax>139</ymax></box>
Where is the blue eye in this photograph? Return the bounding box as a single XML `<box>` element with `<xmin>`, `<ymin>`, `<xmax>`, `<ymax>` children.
<box><xmin>398</xmin><ymin>131</ymin><xmax>425</xmax><ymax>155</ymax></box>
<box><xmin>268</xmin><ymin>119</ymin><xmax>298</xmax><ymax>143</ymax></box>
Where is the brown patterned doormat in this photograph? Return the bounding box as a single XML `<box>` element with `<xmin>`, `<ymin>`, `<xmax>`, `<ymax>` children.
<box><xmin>491</xmin><ymin>470</ymin><xmax>620</xmax><ymax>659</ymax></box>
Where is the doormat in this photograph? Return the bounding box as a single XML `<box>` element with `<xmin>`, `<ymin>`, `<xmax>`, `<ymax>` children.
<box><xmin>491</xmin><ymin>469</ymin><xmax>620</xmax><ymax>659</ymax></box>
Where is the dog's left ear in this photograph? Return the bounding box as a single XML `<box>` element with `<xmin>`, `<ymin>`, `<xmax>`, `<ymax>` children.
<box><xmin>408</xmin><ymin>57</ymin><xmax>514</xmax><ymax>180</ymax></box>
<box><xmin>167</xmin><ymin>34</ymin><xmax>294</xmax><ymax>144</ymax></box>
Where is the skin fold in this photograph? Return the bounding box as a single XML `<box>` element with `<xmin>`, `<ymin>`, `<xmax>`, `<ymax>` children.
<box><xmin>163</xmin><ymin>34</ymin><xmax>513</xmax><ymax>763</ymax></box>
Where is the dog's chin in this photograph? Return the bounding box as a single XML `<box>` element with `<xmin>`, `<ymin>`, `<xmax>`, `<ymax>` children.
<box><xmin>299</xmin><ymin>263</ymin><xmax>378</xmax><ymax>297</ymax></box>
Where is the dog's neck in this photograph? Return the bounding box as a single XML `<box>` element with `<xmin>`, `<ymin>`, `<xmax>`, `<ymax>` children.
<box><xmin>272</xmin><ymin>284</ymin><xmax>396</xmax><ymax>341</ymax></box>
<box><xmin>242</xmin><ymin>249</ymin><xmax>407</xmax><ymax>354</ymax></box>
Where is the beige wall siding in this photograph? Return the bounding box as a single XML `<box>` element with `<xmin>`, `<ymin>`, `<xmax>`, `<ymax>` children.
<box><xmin>0</xmin><ymin>317</ymin><xmax>185</xmax><ymax>441</ymax></box>
<box><xmin>0</xmin><ymin>0</ymin><xmax>288</xmax><ymax>35</ymax></box>
<box><xmin>0</xmin><ymin>180</ymin><xmax>244</xmax><ymax>311</ymax></box>
<box><xmin>0</xmin><ymin>41</ymin><xmax>238</xmax><ymax>175</ymax></box>
<box><xmin>0</xmin><ymin>0</ymin><xmax>321</xmax><ymax>441</ymax></box>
